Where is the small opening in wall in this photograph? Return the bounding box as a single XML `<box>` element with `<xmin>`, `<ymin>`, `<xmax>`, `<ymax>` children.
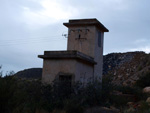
<box><xmin>59</xmin><ymin>75</ymin><xmax>72</xmax><ymax>88</ymax></box>
<box><xmin>98</xmin><ymin>31</ymin><xmax>101</xmax><ymax>47</ymax></box>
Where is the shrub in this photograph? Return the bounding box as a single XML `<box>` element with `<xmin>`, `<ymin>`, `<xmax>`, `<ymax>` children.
<box><xmin>102</xmin><ymin>74</ymin><xmax>113</xmax><ymax>104</ymax></box>
<box><xmin>65</xmin><ymin>99</ymin><xmax>84</xmax><ymax>113</ymax></box>
<box><xmin>136</xmin><ymin>71</ymin><xmax>150</xmax><ymax>88</ymax></box>
<box><xmin>0</xmin><ymin>75</ymin><xmax>106</xmax><ymax>113</ymax></box>
<box><xmin>110</xmin><ymin>94</ymin><xmax>131</xmax><ymax>107</ymax></box>
<box><xmin>123</xmin><ymin>101</ymin><xmax>150</xmax><ymax>113</ymax></box>
<box><xmin>137</xmin><ymin>101</ymin><xmax>150</xmax><ymax>113</ymax></box>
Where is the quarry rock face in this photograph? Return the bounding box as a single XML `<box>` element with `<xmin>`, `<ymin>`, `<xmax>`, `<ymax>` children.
<box><xmin>103</xmin><ymin>51</ymin><xmax>150</xmax><ymax>86</ymax></box>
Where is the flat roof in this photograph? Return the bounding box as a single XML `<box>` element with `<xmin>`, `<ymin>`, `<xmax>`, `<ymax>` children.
<box><xmin>38</xmin><ymin>50</ymin><xmax>96</xmax><ymax>64</ymax></box>
<box><xmin>63</xmin><ymin>18</ymin><xmax>109</xmax><ymax>32</ymax></box>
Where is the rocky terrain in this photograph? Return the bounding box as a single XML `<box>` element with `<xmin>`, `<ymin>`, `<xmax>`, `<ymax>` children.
<box><xmin>103</xmin><ymin>51</ymin><xmax>150</xmax><ymax>86</ymax></box>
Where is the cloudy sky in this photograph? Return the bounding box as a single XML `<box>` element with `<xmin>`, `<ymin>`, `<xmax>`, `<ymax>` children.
<box><xmin>0</xmin><ymin>0</ymin><xmax>150</xmax><ymax>73</ymax></box>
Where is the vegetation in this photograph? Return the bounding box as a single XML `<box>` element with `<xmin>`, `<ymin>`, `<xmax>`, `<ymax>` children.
<box><xmin>0</xmin><ymin>73</ymin><xmax>105</xmax><ymax>113</ymax></box>
<box><xmin>1</xmin><ymin>62</ymin><xmax>150</xmax><ymax>113</ymax></box>
<box><xmin>136</xmin><ymin>71</ymin><xmax>150</xmax><ymax>88</ymax></box>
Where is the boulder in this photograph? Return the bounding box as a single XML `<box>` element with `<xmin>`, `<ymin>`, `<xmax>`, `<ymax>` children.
<box><xmin>127</xmin><ymin>102</ymin><xmax>134</xmax><ymax>107</ymax></box>
<box><xmin>146</xmin><ymin>97</ymin><xmax>150</xmax><ymax>103</ymax></box>
<box><xmin>143</xmin><ymin>87</ymin><xmax>150</xmax><ymax>93</ymax></box>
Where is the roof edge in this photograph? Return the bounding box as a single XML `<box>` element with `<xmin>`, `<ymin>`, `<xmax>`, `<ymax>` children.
<box><xmin>63</xmin><ymin>18</ymin><xmax>109</xmax><ymax>32</ymax></box>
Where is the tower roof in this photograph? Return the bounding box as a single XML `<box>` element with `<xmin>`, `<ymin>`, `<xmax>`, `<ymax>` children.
<box><xmin>63</xmin><ymin>18</ymin><xmax>109</xmax><ymax>32</ymax></box>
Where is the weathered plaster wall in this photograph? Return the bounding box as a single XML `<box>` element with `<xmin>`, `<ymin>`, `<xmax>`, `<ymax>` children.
<box><xmin>67</xmin><ymin>26</ymin><xmax>96</xmax><ymax>58</ymax></box>
<box><xmin>42</xmin><ymin>59</ymin><xmax>94</xmax><ymax>84</ymax></box>
<box><xmin>42</xmin><ymin>59</ymin><xmax>76</xmax><ymax>84</ymax></box>
<box><xmin>67</xmin><ymin>25</ymin><xmax>104</xmax><ymax>81</ymax></box>
<box><xmin>75</xmin><ymin>61</ymin><xmax>94</xmax><ymax>85</ymax></box>
<box><xmin>93</xmin><ymin>29</ymin><xmax>104</xmax><ymax>81</ymax></box>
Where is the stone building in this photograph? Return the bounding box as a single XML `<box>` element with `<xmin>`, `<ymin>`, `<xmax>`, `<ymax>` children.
<box><xmin>38</xmin><ymin>18</ymin><xmax>109</xmax><ymax>85</ymax></box>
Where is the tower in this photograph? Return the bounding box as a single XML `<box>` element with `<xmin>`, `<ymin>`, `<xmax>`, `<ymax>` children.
<box><xmin>38</xmin><ymin>18</ymin><xmax>109</xmax><ymax>84</ymax></box>
<box><xmin>64</xmin><ymin>19</ymin><xmax>109</xmax><ymax>81</ymax></box>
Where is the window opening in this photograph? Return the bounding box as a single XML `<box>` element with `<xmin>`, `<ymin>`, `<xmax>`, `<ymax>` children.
<box><xmin>98</xmin><ymin>31</ymin><xmax>101</xmax><ymax>47</ymax></box>
<box><xmin>59</xmin><ymin>75</ymin><xmax>72</xmax><ymax>88</ymax></box>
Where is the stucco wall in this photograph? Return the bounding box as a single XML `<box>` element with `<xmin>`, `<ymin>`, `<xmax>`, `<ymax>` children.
<box><xmin>93</xmin><ymin>29</ymin><xmax>104</xmax><ymax>81</ymax></box>
<box><xmin>42</xmin><ymin>59</ymin><xmax>76</xmax><ymax>84</ymax></box>
<box><xmin>67</xmin><ymin>25</ymin><xmax>104</xmax><ymax>81</ymax></box>
<box><xmin>67</xmin><ymin>26</ymin><xmax>96</xmax><ymax>58</ymax></box>
<box><xmin>75</xmin><ymin>61</ymin><xmax>94</xmax><ymax>85</ymax></box>
<box><xmin>42</xmin><ymin>59</ymin><xmax>94</xmax><ymax>84</ymax></box>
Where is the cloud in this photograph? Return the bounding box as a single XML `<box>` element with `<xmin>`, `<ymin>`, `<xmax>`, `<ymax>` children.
<box><xmin>129</xmin><ymin>46</ymin><xmax>150</xmax><ymax>54</ymax></box>
<box><xmin>0</xmin><ymin>0</ymin><xmax>150</xmax><ymax>73</ymax></box>
<box><xmin>134</xmin><ymin>39</ymin><xmax>147</xmax><ymax>45</ymax></box>
<box><xmin>21</xmin><ymin>0</ymin><xmax>79</xmax><ymax>29</ymax></box>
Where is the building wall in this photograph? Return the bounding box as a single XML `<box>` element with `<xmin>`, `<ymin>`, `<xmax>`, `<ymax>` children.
<box><xmin>42</xmin><ymin>59</ymin><xmax>94</xmax><ymax>84</ymax></box>
<box><xmin>75</xmin><ymin>61</ymin><xmax>94</xmax><ymax>85</ymax></box>
<box><xmin>67</xmin><ymin>25</ymin><xmax>104</xmax><ymax>81</ymax></box>
<box><xmin>42</xmin><ymin>59</ymin><xmax>76</xmax><ymax>84</ymax></box>
<box><xmin>93</xmin><ymin>29</ymin><xmax>104</xmax><ymax>81</ymax></box>
<box><xmin>67</xmin><ymin>26</ymin><xmax>96</xmax><ymax>58</ymax></box>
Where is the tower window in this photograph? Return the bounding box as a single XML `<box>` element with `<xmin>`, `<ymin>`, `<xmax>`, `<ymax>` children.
<box><xmin>98</xmin><ymin>31</ymin><xmax>101</xmax><ymax>47</ymax></box>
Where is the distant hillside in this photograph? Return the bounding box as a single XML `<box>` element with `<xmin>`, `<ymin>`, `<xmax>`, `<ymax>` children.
<box><xmin>103</xmin><ymin>51</ymin><xmax>150</xmax><ymax>86</ymax></box>
<box><xmin>14</xmin><ymin>68</ymin><xmax>42</xmax><ymax>79</ymax></box>
<box><xmin>103</xmin><ymin>52</ymin><xmax>137</xmax><ymax>75</ymax></box>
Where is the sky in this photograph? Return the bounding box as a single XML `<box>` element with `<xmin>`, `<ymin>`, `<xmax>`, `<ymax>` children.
<box><xmin>0</xmin><ymin>0</ymin><xmax>150</xmax><ymax>73</ymax></box>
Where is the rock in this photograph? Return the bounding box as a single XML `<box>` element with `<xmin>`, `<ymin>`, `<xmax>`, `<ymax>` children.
<box><xmin>110</xmin><ymin>106</ymin><xmax>120</xmax><ymax>112</ymax></box>
<box><xmin>126</xmin><ymin>107</ymin><xmax>135</xmax><ymax>113</ymax></box>
<box><xmin>127</xmin><ymin>102</ymin><xmax>134</xmax><ymax>107</ymax></box>
<box><xmin>143</xmin><ymin>87</ymin><xmax>150</xmax><ymax>93</ymax></box>
<box><xmin>146</xmin><ymin>97</ymin><xmax>150</xmax><ymax>103</ymax></box>
<box><xmin>123</xmin><ymin>82</ymin><xmax>127</xmax><ymax>86</ymax></box>
<box><xmin>103</xmin><ymin>51</ymin><xmax>148</xmax><ymax>87</ymax></box>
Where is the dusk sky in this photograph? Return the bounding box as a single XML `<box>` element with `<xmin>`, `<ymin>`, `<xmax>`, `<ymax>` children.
<box><xmin>0</xmin><ymin>0</ymin><xmax>150</xmax><ymax>73</ymax></box>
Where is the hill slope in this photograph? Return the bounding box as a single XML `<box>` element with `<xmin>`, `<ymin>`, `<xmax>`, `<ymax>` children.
<box><xmin>103</xmin><ymin>51</ymin><xmax>150</xmax><ymax>86</ymax></box>
<box><xmin>14</xmin><ymin>68</ymin><xmax>42</xmax><ymax>79</ymax></box>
